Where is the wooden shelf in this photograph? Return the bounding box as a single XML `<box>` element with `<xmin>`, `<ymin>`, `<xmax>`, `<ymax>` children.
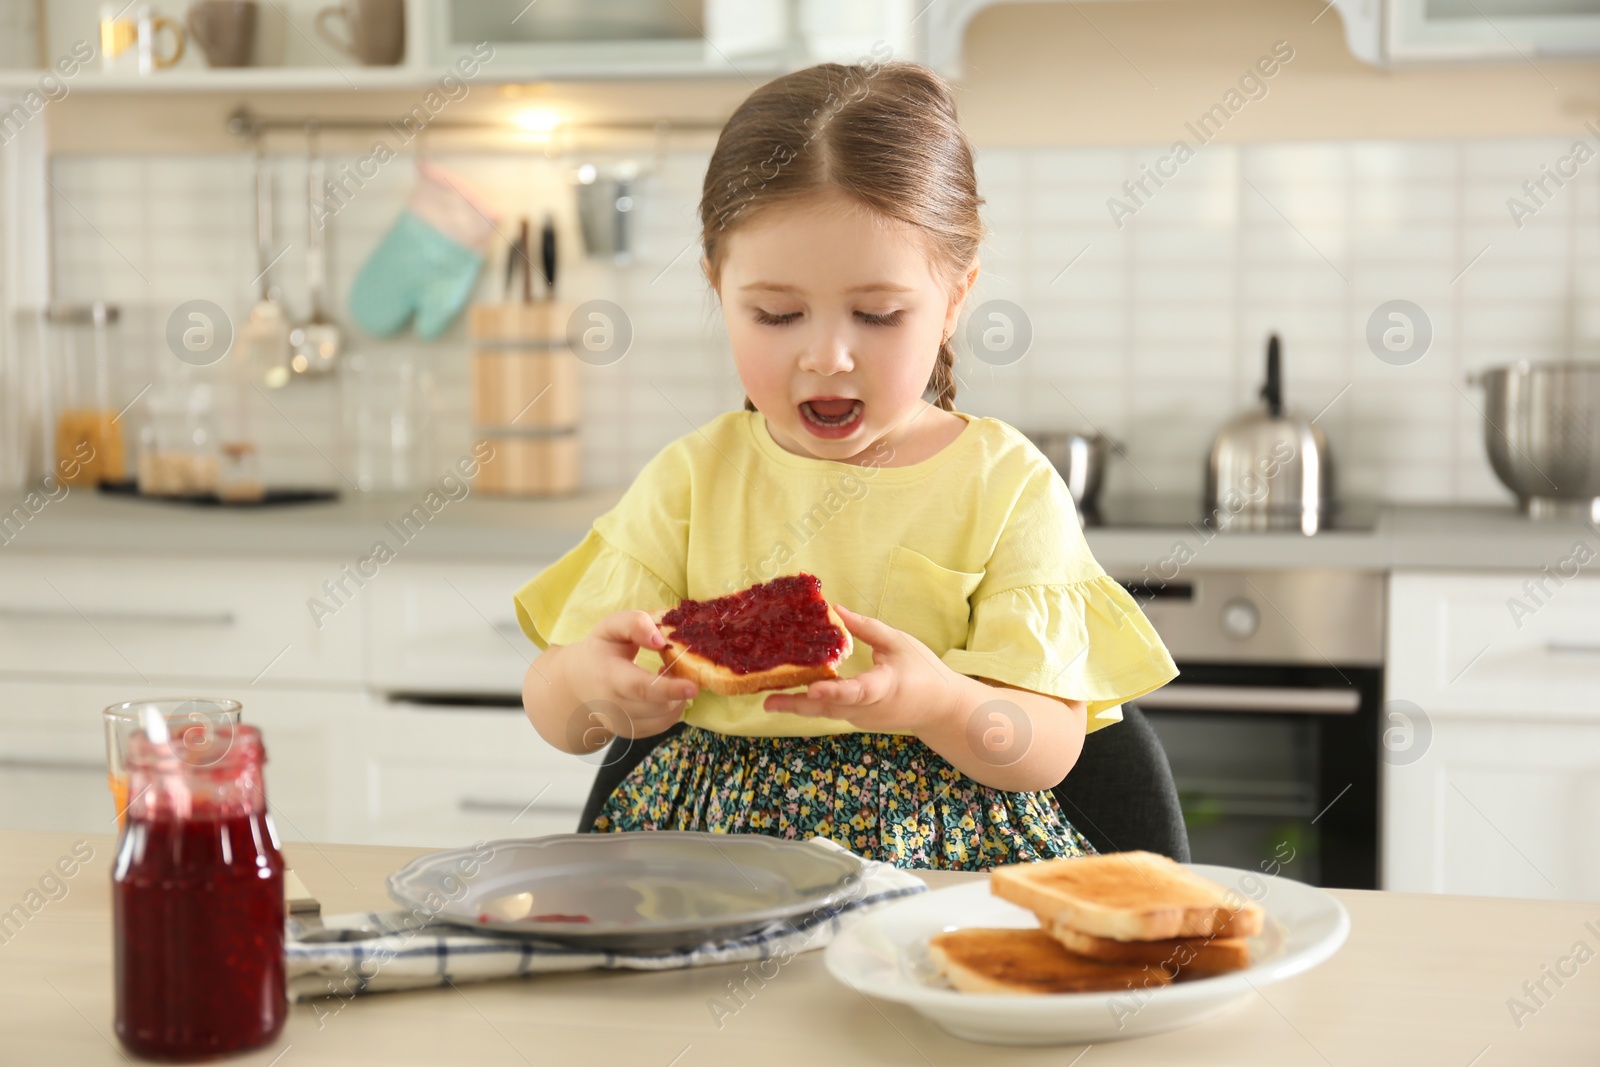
<box><xmin>0</xmin><ymin>56</ymin><xmax>784</xmax><ymax>94</ymax></box>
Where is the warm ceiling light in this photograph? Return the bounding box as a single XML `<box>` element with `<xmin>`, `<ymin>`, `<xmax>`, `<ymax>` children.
<box><xmin>512</xmin><ymin>108</ymin><xmax>562</xmax><ymax>133</ymax></box>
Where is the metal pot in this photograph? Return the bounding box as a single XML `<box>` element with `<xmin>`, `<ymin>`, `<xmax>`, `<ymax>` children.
<box><xmin>1475</xmin><ymin>361</ymin><xmax>1600</xmax><ymax>521</ymax></box>
<box><xmin>1205</xmin><ymin>334</ymin><xmax>1333</xmax><ymax>535</ymax></box>
<box><xmin>1023</xmin><ymin>430</ymin><xmax>1110</xmax><ymax>512</ymax></box>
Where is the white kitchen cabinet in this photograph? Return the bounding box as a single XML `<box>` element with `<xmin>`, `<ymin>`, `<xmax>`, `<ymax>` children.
<box><xmin>1388</xmin><ymin>570</ymin><xmax>1600</xmax><ymax>718</ymax></box>
<box><xmin>0</xmin><ymin>553</ymin><xmax>364</xmax><ymax>686</ymax></box>
<box><xmin>1385</xmin><ymin>571</ymin><xmax>1600</xmax><ymax>901</ymax></box>
<box><xmin>0</xmin><ymin>679</ymin><xmax>355</xmax><ymax>842</ymax></box>
<box><xmin>364</xmin><ymin>560</ymin><xmax>544</xmax><ymax>697</ymax></box>
<box><xmin>326</xmin><ymin>696</ymin><xmax>596</xmax><ymax>848</ymax></box>
<box><xmin>0</xmin><ymin>550</ymin><xmax>600</xmax><ymax>849</ymax></box>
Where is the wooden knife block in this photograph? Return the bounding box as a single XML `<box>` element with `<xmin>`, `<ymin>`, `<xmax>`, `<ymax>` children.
<box><xmin>468</xmin><ymin>303</ymin><xmax>580</xmax><ymax>496</ymax></box>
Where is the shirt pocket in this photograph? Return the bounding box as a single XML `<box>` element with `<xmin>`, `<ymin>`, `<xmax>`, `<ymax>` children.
<box><xmin>876</xmin><ymin>545</ymin><xmax>985</xmax><ymax>655</ymax></box>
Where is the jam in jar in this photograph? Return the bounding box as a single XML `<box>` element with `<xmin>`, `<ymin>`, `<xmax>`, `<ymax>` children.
<box><xmin>113</xmin><ymin>719</ymin><xmax>286</xmax><ymax>1060</ymax></box>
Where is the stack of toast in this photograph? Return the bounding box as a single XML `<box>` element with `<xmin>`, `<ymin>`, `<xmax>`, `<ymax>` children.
<box><xmin>929</xmin><ymin>851</ymin><xmax>1264</xmax><ymax>995</ymax></box>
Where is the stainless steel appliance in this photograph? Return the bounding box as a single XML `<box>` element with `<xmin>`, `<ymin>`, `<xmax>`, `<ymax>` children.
<box><xmin>1206</xmin><ymin>335</ymin><xmax>1334</xmax><ymax>535</ymax></box>
<box><xmin>1115</xmin><ymin>568</ymin><xmax>1384</xmax><ymax>890</ymax></box>
<box><xmin>1474</xmin><ymin>361</ymin><xmax>1600</xmax><ymax>522</ymax></box>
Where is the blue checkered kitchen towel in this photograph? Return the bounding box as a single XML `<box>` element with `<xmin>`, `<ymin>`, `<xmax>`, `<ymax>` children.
<box><xmin>285</xmin><ymin>837</ymin><xmax>927</xmax><ymax>1002</ymax></box>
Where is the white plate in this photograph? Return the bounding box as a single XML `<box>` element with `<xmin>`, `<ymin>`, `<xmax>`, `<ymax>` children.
<box><xmin>824</xmin><ymin>863</ymin><xmax>1349</xmax><ymax>1046</ymax></box>
<box><xmin>387</xmin><ymin>832</ymin><xmax>863</xmax><ymax>952</ymax></box>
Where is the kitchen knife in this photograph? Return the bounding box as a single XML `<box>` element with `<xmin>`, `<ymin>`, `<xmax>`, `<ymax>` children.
<box><xmin>540</xmin><ymin>213</ymin><xmax>557</xmax><ymax>299</ymax></box>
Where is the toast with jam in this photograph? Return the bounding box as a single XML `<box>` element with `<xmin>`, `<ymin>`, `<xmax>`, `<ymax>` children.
<box><xmin>651</xmin><ymin>573</ymin><xmax>852</xmax><ymax>697</ymax></box>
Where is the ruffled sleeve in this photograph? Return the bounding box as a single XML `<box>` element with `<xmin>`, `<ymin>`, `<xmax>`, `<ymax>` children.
<box><xmin>941</xmin><ymin>576</ymin><xmax>1178</xmax><ymax>733</ymax></box>
<box><xmin>937</xmin><ymin>443</ymin><xmax>1178</xmax><ymax>734</ymax></box>
<box><xmin>513</xmin><ymin>529</ymin><xmax>681</xmax><ymax>672</ymax></box>
<box><xmin>513</xmin><ymin>438</ymin><xmax>691</xmax><ymax>661</ymax></box>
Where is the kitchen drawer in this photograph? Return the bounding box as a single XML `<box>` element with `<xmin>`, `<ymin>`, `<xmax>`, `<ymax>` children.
<box><xmin>0</xmin><ymin>554</ymin><xmax>364</xmax><ymax>686</ymax></box>
<box><xmin>364</xmin><ymin>561</ymin><xmax>546</xmax><ymax>696</ymax></box>
<box><xmin>327</xmin><ymin>697</ymin><xmax>594</xmax><ymax>848</ymax></box>
<box><xmin>1388</xmin><ymin>570</ymin><xmax>1600</xmax><ymax>718</ymax></box>
<box><xmin>0</xmin><ymin>679</ymin><xmax>351</xmax><ymax>841</ymax></box>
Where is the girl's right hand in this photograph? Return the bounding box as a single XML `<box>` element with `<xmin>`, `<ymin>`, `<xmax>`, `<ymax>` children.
<box><xmin>564</xmin><ymin>610</ymin><xmax>698</xmax><ymax>740</ymax></box>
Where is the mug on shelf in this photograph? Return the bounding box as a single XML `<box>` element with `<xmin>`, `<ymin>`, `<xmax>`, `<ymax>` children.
<box><xmin>314</xmin><ymin>0</ymin><xmax>404</xmax><ymax>66</ymax></box>
<box><xmin>186</xmin><ymin>0</ymin><xmax>257</xmax><ymax>68</ymax></box>
<box><xmin>100</xmin><ymin>3</ymin><xmax>186</xmax><ymax>75</ymax></box>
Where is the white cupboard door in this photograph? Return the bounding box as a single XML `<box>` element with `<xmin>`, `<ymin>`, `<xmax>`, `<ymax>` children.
<box><xmin>1388</xmin><ymin>571</ymin><xmax>1600</xmax><ymax>718</ymax></box>
<box><xmin>1384</xmin><ymin>719</ymin><xmax>1600</xmax><ymax>901</ymax></box>
<box><xmin>0</xmin><ymin>554</ymin><xmax>364</xmax><ymax>686</ymax></box>
<box><xmin>364</xmin><ymin>561</ymin><xmax>543</xmax><ymax>696</ymax></box>
<box><xmin>0</xmin><ymin>679</ymin><xmax>349</xmax><ymax>842</ymax></box>
<box><xmin>327</xmin><ymin>697</ymin><xmax>596</xmax><ymax>848</ymax></box>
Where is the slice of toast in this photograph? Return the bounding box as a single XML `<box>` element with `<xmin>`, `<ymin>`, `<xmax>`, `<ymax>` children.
<box><xmin>651</xmin><ymin>573</ymin><xmax>852</xmax><ymax>697</ymax></box>
<box><xmin>1046</xmin><ymin>920</ymin><xmax>1251</xmax><ymax>980</ymax></box>
<box><xmin>991</xmin><ymin>852</ymin><xmax>1265</xmax><ymax>941</ymax></box>
<box><xmin>928</xmin><ymin>928</ymin><xmax>1174</xmax><ymax>995</ymax></box>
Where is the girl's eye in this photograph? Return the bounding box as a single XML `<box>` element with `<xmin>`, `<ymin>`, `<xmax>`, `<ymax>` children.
<box><xmin>858</xmin><ymin>310</ymin><xmax>903</xmax><ymax>327</ymax></box>
<box><xmin>753</xmin><ymin>309</ymin><xmax>801</xmax><ymax>326</ymax></box>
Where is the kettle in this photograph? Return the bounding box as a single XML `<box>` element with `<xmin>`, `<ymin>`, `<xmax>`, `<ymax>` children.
<box><xmin>1205</xmin><ymin>334</ymin><xmax>1333</xmax><ymax>534</ymax></box>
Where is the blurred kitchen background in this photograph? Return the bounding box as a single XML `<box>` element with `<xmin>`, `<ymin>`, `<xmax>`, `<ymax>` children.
<box><xmin>1</xmin><ymin>1</ymin><xmax>1598</xmax><ymax>900</ymax></box>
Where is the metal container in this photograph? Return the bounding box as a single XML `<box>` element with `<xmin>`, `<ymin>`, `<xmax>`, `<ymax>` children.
<box><xmin>574</xmin><ymin>161</ymin><xmax>638</xmax><ymax>265</ymax></box>
<box><xmin>1023</xmin><ymin>430</ymin><xmax>1109</xmax><ymax>511</ymax></box>
<box><xmin>1205</xmin><ymin>334</ymin><xmax>1333</xmax><ymax>535</ymax></box>
<box><xmin>1476</xmin><ymin>361</ymin><xmax>1600</xmax><ymax>521</ymax></box>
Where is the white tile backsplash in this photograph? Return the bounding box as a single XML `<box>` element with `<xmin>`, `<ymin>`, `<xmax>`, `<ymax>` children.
<box><xmin>43</xmin><ymin>136</ymin><xmax>1600</xmax><ymax>505</ymax></box>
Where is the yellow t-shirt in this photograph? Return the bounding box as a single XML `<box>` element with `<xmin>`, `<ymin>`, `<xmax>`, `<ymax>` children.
<box><xmin>513</xmin><ymin>409</ymin><xmax>1177</xmax><ymax>737</ymax></box>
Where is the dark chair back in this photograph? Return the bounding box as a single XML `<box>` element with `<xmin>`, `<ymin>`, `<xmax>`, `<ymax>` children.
<box><xmin>1050</xmin><ymin>704</ymin><xmax>1189</xmax><ymax>862</ymax></box>
<box><xmin>576</xmin><ymin>705</ymin><xmax>1189</xmax><ymax>863</ymax></box>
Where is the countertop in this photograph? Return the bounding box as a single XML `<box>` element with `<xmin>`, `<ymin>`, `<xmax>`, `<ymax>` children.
<box><xmin>4</xmin><ymin>485</ymin><xmax>1597</xmax><ymax>573</ymax></box>
<box><xmin>4</xmin><ymin>829</ymin><xmax>1595</xmax><ymax>1065</ymax></box>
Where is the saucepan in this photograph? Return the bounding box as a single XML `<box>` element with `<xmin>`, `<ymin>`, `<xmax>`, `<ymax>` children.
<box><xmin>1023</xmin><ymin>430</ymin><xmax>1111</xmax><ymax>512</ymax></box>
<box><xmin>1471</xmin><ymin>361</ymin><xmax>1600</xmax><ymax>521</ymax></box>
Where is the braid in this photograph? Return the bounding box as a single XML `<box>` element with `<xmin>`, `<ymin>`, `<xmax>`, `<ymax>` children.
<box><xmin>927</xmin><ymin>337</ymin><xmax>958</xmax><ymax>411</ymax></box>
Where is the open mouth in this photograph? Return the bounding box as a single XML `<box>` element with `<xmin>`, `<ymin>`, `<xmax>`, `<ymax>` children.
<box><xmin>800</xmin><ymin>398</ymin><xmax>863</xmax><ymax>425</ymax></box>
<box><xmin>799</xmin><ymin>398</ymin><xmax>864</xmax><ymax>436</ymax></box>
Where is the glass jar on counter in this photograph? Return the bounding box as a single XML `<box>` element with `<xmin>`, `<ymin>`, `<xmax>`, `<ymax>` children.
<box><xmin>137</xmin><ymin>383</ymin><xmax>219</xmax><ymax>497</ymax></box>
<box><xmin>48</xmin><ymin>302</ymin><xmax>128</xmax><ymax>486</ymax></box>
<box><xmin>112</xmin><ymin>714</ymin><xmax>286</xmax><ymax>1060</ymax></box>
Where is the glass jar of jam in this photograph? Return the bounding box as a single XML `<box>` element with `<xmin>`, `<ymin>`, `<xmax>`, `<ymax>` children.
<box><xmin>113</xmin><ymin>719</ymin><xmax>286</xmax><ymax>1060</ymax></box>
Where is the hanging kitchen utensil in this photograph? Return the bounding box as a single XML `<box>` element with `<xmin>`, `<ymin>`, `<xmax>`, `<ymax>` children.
<box><xmin>237</xmin><ymin>136</ymin><xmax>291</xmax><ymax>389</ymax></box>
<box><xmin>290</xmin><ymin>125</ymin><xmax>343</xmax><ymax>379</ymax></box>
<box><xmin>574</xmin><ymin>161</ymin><xmax>637</xmax><ymax>265</ymax></box>
<box><xmin>1204</xmin><ymin>334</ymin><xmax>1333</xmax><ymax>535</ymax></box>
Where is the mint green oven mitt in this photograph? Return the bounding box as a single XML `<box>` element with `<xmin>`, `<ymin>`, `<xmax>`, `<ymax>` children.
<box><xmin>349</xmin><ymin>163</ymin><xmax>500</xmax><ymax>340</ymax></box>
<box><xmin>349</xmin><ymin>210</ymin><xmax>484</xmax><ymax>340</ymax></box>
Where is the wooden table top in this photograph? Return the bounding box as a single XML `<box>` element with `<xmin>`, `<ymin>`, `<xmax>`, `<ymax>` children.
<box><xmin>3</xmin><ymin>829</ymin><xmax>1595</xmax><ymax>1065</ymax></box>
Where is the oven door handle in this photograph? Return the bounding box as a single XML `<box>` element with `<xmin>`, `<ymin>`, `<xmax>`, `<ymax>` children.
<box><xmin>1136</xmin><ymin>684</ymin><xmax>1361</xmax><ymax>715</ymax></box>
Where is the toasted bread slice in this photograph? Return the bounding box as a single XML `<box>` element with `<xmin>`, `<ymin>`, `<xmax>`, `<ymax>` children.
<box><xmin>928</xmin><ymin>928</ymin><xmax>1174</xmax><ymax>995</ymax></box>
<box><xmin>1046</xmin><ymin>920</ymin><xmax>1251</xmax><ymax>979</ymax></box>
<box><xmin>991</xmin><ymin>852</ymin><xmax>1265</xmax><ymax>941</ymax></box>
<box><xmin>651</xmin><ymin>575</ymin><xmax>852</xmax><ymax>697</ymax></box>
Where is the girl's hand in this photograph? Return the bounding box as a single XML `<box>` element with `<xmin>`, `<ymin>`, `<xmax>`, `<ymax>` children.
<box><xmin>562</xmin><ymin>610</ymin><xmax>697</xmax><ymax>741</ymax></box>
<box><xmin>762</xmin><ymin>604</ymin><xmax>964</xmax><ymax>733</ymax></box>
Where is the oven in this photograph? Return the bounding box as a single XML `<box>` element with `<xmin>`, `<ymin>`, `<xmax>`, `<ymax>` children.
<box><xmin>1115</xmin><ymin>569</ymin><xmax>1385</xmax><ymax>890</ymax></box>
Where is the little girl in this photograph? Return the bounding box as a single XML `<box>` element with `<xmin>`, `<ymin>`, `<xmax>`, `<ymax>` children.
<box><xmin>515</xmin><ymin>61</ymin><xmax>1176</xmax><ymax>871</ymax></box>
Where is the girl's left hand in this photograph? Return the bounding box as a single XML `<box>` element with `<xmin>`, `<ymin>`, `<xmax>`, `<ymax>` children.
<box><xmin>762</xmin><ymin>604</ymin><xmax>964</xmax><ymax>732</ymax></box>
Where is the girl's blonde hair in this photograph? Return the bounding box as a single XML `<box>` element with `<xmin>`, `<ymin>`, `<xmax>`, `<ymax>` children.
<box><xmin>699</xmin><ymin>60</ymin><xmax>983</xmax><ymax>413</ymax></box>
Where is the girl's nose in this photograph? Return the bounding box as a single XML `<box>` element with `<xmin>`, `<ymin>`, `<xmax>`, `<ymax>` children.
<box><xmin>798</xmin><ymin>324</ymin><xmax>854</xmax><ymax>376</ymax></box>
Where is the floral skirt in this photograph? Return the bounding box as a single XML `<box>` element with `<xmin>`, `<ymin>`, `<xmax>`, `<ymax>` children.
<box><xmin>592</xmin><ymin>724</ymin><xmax>1095</xmax><ymax>871</ymax></box>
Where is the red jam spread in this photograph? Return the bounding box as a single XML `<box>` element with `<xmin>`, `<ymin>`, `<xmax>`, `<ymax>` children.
<box><xmin>113</xmin><ymin>726</ymin><xmax>286</xmax><ymax>1061</ymax></box>
<box><xmin>661</xmin><ymin>573</ymin><xmax>844</xmax><ymax>675</ymax></box>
